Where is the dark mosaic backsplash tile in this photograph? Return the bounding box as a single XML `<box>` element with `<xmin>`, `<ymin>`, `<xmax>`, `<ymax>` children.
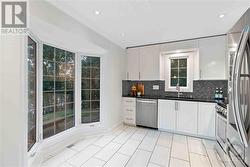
<box><xmin>122</xmin><ymin>80</ymin><xmax>228</xmax><ymax>100</ymax></box>
<box><xmin>193</xmin><ymin>80</ymin><xmax>228</xmax><ymax>99</ymax></box>
<box><xmin>122</xmin><ymin>80</ymin><xmax>165</xmax><ymax>97</ymax></box>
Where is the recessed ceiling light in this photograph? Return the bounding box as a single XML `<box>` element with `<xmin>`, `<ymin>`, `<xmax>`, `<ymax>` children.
<box><xmin>219</xmin><ymin>14</ymin><xmax>225</xmax><ymax>18</ymax></box>
<box><xmin>95</xmin><ymin>11</ymin><xmax>100</xmax><ymax>15</ymax></box>
<box><xmin>121</xmin><ymin>33</ymin><xmax>125</xmax><ymax>37</ymax></box>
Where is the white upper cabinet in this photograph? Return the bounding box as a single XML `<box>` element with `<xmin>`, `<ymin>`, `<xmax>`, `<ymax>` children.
<box><xmin>139</xmin><ymin>45</ymin><xmax>160</xmax><ymax>80</ymax></box>
<box><xmin>126</xmin><ymin>35</ymin><xmax>227</xmax><ymax>81</ymax></box>
<box><xmin>198</xmin><ymin>35</ymin><xmax>227</xmax><ymax>80</ymax></box>
<box><xmin>176</xmin><ymin>101</ymin><xmax>198</xmax><ymax>135</ymax></box>
<box><xmin>198</xmin><ymin>102</ymin><xmax>216</xmax><ymax>138</ymax></box>
<box><xmin>126</xmin><ymin>45</ymin><xmax>160</xmax><ymax>80</ymax></box>
<box><xmin>126</xmin><ymin>48</ymin><xmax>140</xmax><ymax>80</ymax></box>
<box><xmin>158</xmin><ymin>100</ymin><xmax>176</xmax><ymax>131</ymax></box>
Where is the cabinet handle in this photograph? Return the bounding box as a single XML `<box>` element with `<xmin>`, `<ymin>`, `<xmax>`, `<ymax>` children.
<box><xmin>126</xmin><ymin>109</ymin><xmax>133</xmax><ymax>112</ymax></box>
<box><xmin>126</xmin><ymin>118</ymin><xmax>133</xmax><ymax>120</ymax></box>
<box><xmin>139</xmin><ymin>72</ymin><xmax>141</xmax><ymax>80</ymax></box>
<box><xmin>126</xmin><ymin>100</ymin><xmax>133</xmax><ymax>103</ymax></box>
<box><xmin>127</xmin><ymin>72</ymin><xmax>129</xmax><ymax>80</ymax></box>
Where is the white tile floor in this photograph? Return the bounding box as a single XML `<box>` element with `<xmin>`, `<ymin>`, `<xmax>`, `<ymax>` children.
<box><xmin>41</xmin><ymin>125</ymin><xmax>224</xmax><ymax>167</ymax></box>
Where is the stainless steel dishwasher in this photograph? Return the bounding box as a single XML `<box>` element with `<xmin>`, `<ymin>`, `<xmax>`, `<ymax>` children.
<box><xmin>136</xmin><ymin>99</ymin><xmax>158</xmax><ymax>129</ymax></box>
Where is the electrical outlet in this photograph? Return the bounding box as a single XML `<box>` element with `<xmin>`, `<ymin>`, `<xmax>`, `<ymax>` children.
<box><xmin>153</xmin><ymin>85</ymin><xmax>159</xmax><ymax>90</ymax></box>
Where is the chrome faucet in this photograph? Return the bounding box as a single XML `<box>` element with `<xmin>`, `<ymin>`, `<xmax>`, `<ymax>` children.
<box><xmin>176</xmin><ymin>83</ymin><xmax>182</xmax><ymax>97</ymax></box>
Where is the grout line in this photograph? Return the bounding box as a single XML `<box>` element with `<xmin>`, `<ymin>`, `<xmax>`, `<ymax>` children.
<box><xmin>147</xmin><ymin>131</ymin><xmax>161</xmax><ymax>167</ymax></box>
<box><xmin>123</xmin><ymin>128</ymin><xmax>151</xmax><ymax>167</ymax></box>
<box><xmin>167</xmin><ymin>132</ymin><xmax>174</xmax><ymax>167</ymax></box>
<box><xmin>170</xmin><ymin>156</ymin><xmax>190</xmax><ymax>163</ymax></box>
<box><xmin>99</xmin><ymin>126</ymin><xmax>139</xmax><ymax>166</ymax></box>
<box><xmin>202</xmin><ymin>140</ymin><xmax>213</xmax><ymax>167</ymax></box>
<box><xmin>59</xmin><ymin>125</ymin><xmax>130</xmax><ymax>167</ymax></box>
<box><xmin>186</xmin><ymin>136</ymin><xmax>192</xmax><ymax>167</ymax></box>
<box><xmin>149</xmin><ymin>161</ymin><xmax>165</xmax><ymax>167</ymax></box>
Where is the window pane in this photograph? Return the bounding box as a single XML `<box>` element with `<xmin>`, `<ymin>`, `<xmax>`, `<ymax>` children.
<box><xmin>55</xmin><ymin>48</ymin><xmax>66</xmax><ymax>62</ymax></box>
<box><xmin>179</xmin><ymin>78</ymin><xmax>187</xmax><ymax>87</ymax></box>
<box><xmin>43</xmin><ymin>76</ymin><xmax>54</xmax><ymax>91</ymax></box>
<box><xmin>91</xmin><ymin>79</ymin><xmax>100</xmax><ymax>89</ymax></box>
<box><xmin>91</xmin><ymin>101</ymin><xmax>100</xmax><ymax>112</ymax></box>
<box><xmin>55</xmin><ymin>105</ymin><xmax>65</xmax><ymax>134</ymax></box>
<box><xmin>43</xmin><ymin>107</ymin><xmax>54</xmax><ymax>139</ymax></box>
<box><xmin>179</xmin><ymin>59</ymin><xmax>187</xmax><ymax>68</ymax></box>
<box><xmin>43</xmin><ymin>45</ymin><xmax>54</xmax><ymax>61</ymax></box>
<box><xmin>82</xmin><ymin>90</ymin><xmax>90</xmax><ymax>100</ymax></box>
<box><xmin>81</xmin><ymin>101</ymin><xmax>90</xmax><ymax>111</ymax></box>
<box><xmin>66</xmin><ymin>51</ymin><xmax>74</xmax><ymax>64</ymax></box>
<box><xmin>82</xmin><ymin>79</ymin><xmax>90</xmax><ymax>89</ymax></box>
<box><xmin>66</xmin><ymin>91</ymin><xmax>74</xmax><ymax>103</ymax></box>
<box><xmin>91</xmin><ymin>57</ymin><xmax>100</xmax><ymax>68</ymax></box>
<box><xmin>66</xmin><ymin>63</ymin><xmax>75</xmax><ymax>78</ymax></box>
<box><xmin>55</xmin><ymin>62</ymin><xmax>66</xmax><ymax>77</ymax></box>
<box><xmin>43</xmin><ymin>60</ymin><xmax>54</xmax><ymax>76</ymax></box>
<box><xmin>28</xmin><ymin>92</ymin><xmax>36</xmax><ymax>110</ymax></box>
<box><xmin>171</xmin><ymin>59</ymin><xmax>178</xmax><ymax>68</ymax></box>
<box><xmin>171</xmin><ymin>69</ymin><xmax>178</xmax><ymax>78</ymax></box>
<box><xmin>91</xmin><ymin>68</ymin><xmax>100</xmax><ymax>78</ymax></box>
<box><xmin>28</xmin><ymin>58</ymin><xmax>36</xmax><ymax>73</ymax></box>
<box><xmin>55</xmin><ymin>79</ymin><xmax>65</xmax><ymax>91</ymax></box>
<box><xmin>55</xmin><ymin>92</ymin><xmax>65</xmax><ymax>105</ymax></box>
<box><xmin>91</xmin><ymin>90</ymin><xmax>100</xmax><ymax>100</ymax></box>
<box><xmin>66</xmin><ymin>115</ymin><xmax>74</xmax><ymax>129</ymax></box>
<box><xmin>28</xmin><ymin>36</ymin><xmax>37</xmax><ymax>150</ymax></box>
<box><xmin>81</xmin><ymin>112</ymin><xmax>91</xmax><ymax>123</ymax></box>
<box><xmin>171</xmin><ymin>78</ymin><xmax>178</xmax><ymax>87</ymax></box>
<box><xmin>82</xmin><ymin>56</ymin><xmax>90</xmax><ymax>67</ymax></box>
<box><xmin>91</xmin><ymin>112</ymin><xmax>100</xmax><ymax>122</ymax></box>
<box><xmin>66</xmin><ymin>103</ymin><xmax>74</xmax><ymax>116</ymax></box>
<box><xmin>179</xmin><ymin>69</ymin><xmax>187</xmax><ymax>78</ymax></box>
<box><xmin>82</xmin><ymin>68</ymin><xmax>90</xmax><ymax>78</ymax></box>
<box><xmin>44</xmin><ymin>92</ymin><xmax>54</xmax><ymax>107</ymax></box>
<box><xmin>66</xmin><ymin>81</ymin><xmax>74</xmax><ymax>90</ymax></box>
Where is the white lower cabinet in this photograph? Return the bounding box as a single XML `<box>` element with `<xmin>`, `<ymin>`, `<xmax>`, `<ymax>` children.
<box><xmin>176</xmin><ymin>101</ymin><xmax>198</xmax><ymax>135</ymax></box>
<box><xmin>158</xmin><ymin>100</ymin><xmax>176</xmax><ymax>131</ymax></box>
<box><xmin>198</xmin><ymin>102</ymin><xmax>216</xmax><ymax>138</ymax></box>
<box><xmin>123</xmin><ymin>97</ymin><xmax>136</xmax><ymax>125</ymax></box>
<box><xmin>158</xmin><ymin>100</ymin><xmax>215</xmax><ymax>138</ymax></box>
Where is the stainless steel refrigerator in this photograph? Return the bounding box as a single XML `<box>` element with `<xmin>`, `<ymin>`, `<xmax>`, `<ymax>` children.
<box><xmin>227</xmin><ymin>7</ymin><xmax>250</xmax><ymax>167</ymax></box>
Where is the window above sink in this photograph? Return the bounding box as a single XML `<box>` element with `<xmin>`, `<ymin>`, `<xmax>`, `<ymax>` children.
<box><xmin>161</xmin><ymin>49</ymin><xmax>199</xmax><ymax>92</ymax></box>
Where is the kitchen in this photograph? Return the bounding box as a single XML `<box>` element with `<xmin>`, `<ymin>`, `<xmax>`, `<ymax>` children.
<box><xmin>0</xmin><ymin>1</ymin><xmax>250</xmax><ymax>167</ymax></box>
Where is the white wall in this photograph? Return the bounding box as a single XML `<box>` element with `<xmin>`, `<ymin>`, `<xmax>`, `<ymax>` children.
<box><xmin>0</xmin><ymin>35</ymin><xmax>28</xmax><ymax>167</ymax></box>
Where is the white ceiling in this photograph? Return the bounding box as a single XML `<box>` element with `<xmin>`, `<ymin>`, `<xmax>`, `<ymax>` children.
<box><xmin>47</xmin><ymin>0</ymin><xmax>250</xmax><ymax>48</ymax></box>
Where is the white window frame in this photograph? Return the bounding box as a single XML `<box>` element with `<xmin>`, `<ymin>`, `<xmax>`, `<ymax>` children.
<box><xmin>162</xmin><ymin>49</ymin><xmax>198</xmax><ymax>92</ymax></box>
<box><xmin>77</xmin><ymin>53</ymin><xmax>102</xmax><ymax>127</ymax></box>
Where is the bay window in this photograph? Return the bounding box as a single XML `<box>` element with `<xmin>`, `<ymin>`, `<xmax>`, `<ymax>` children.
<box><xmin>27</xmin><ymin>36</ymin><xmax>102</xmax><ymax>150</ymax></box>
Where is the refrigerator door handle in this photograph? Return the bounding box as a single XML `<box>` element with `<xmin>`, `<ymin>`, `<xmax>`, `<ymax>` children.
<box><xmin>232</xmin><ymin>26</ymin><xmax>250</xmax><ymax>148</ymax></box>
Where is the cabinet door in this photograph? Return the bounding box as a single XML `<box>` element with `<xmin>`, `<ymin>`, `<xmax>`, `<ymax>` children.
<box><xmin>176</xmin><ymin>101</ymin><xmax>198</xmax><ymax>135</ymax></box>
<box><xmin>126</xmin><ymin>48</ymin><xmax>140</xmax><ymax>80</ymax></box>
<box><xmin>139</xmin><ymin>45</ymin><xmax>160</xmax><ymax>80</ymax></box>
<box><xmin>199</xmin><ymin>36</ymin><xmax>226</xmax><ymax>80</ymax></box>
<box><xmin>158</xmin><ymin>100</ymin><xmax>176</xmax><ymax>131</ymax></box>
<box><xmin>198</xmin><ymin>102</ymin><xmax>215</xmax><ymax>138</ymax></box>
